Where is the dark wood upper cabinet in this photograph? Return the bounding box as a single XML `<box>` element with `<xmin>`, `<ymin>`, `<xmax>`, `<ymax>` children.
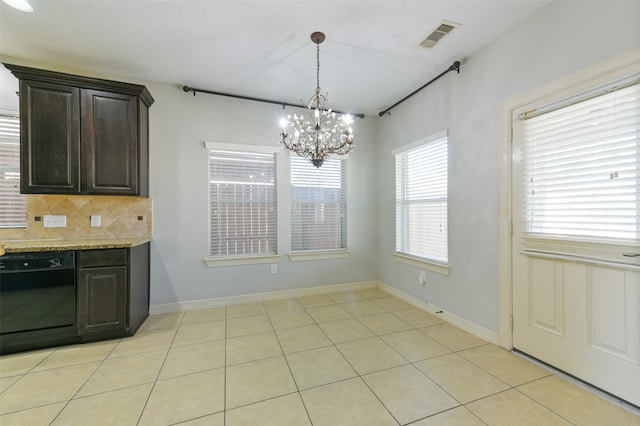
<box><xmin>4</xmin><ymin>64</ymin><xmax>153</xmax><ymax>196</ymax></box>
<box><xmin>21</xmin><ymin>80</ymin><xmax>81</xmax><ymax>193</ymax></box>
<box><xmin>83</xmin><ymin>89</ymin><xmax>138</xmax><ymax>194</ymax></box>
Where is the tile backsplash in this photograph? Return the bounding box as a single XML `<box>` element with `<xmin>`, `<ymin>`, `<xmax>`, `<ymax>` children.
<box><xmin>0</xmin><ymin>195</ymin><xmax>152</xmax><ymax>241</ymax></box>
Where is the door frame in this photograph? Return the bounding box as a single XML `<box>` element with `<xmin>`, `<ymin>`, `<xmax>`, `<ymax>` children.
<box><xmin>497</xmin><ymin>46</ymin><xmax>640</xmax><ymax>351</ymax></box>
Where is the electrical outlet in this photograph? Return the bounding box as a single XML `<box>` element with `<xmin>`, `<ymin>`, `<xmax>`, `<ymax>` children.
<box><xmin>270</xmin><ymin>264</ymin><xmax>278</xmax><ymax>274</ymax></box>
<box><xmin>43</xmin><ymin>215</ymin><xmax>66</xmax><ymax>228</ymax></box>
<box><xmin>419</xmin><ymin>271</ymin><xmax>427</xmax><ymax>285</ymax></box>
<box><xmin>90</xmin><ymin>215</ymin><xmax>101</xmax><ymax>227</ymax></box>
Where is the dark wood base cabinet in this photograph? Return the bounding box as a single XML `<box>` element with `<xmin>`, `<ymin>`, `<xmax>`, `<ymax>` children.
<box><xmin>77</xmin><ymin>244</ymin><xmax>150</xmax><ymax>342</ymax></box>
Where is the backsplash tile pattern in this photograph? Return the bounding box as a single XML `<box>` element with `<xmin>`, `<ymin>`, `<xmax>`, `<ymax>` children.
<box><xmin>0</xmin><ymin>195</ymin><xmax>152</xmax><ymax>241</ymax></box>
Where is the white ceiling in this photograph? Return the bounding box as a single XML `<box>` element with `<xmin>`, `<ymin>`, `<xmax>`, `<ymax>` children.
<box><xmin>0</xmin><ymin>0</ymin><xmax>550</xmax><ymax>116</ymax></box>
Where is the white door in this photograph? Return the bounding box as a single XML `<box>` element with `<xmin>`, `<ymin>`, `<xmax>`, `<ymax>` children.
<box><xmin>511</xmin><ymin>76</ymin><xmax>640</xmax><ymax>407</ymax></box>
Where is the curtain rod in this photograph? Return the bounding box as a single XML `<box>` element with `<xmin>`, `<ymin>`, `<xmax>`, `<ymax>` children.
<box><xmin>378</xmin><ymin>60</ymin><xmax>461</xmax><ymax>117</ymax></box>
<box><xmin>182</xmin><ymin>85</ymin><xmax>365</xmax><ymax>119</ymax></box>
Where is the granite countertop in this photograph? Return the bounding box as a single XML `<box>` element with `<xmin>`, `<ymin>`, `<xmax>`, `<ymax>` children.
<box><xmin>0</xmin><ymin>237</ymin><xmax>152</xmax><ymax>256</ymax></box>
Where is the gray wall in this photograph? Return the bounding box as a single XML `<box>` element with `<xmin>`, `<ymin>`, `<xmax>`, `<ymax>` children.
<box><xmin>145</xmin><ymin>83</ymin><xmax>379</xmax><ymax>305</ymax></box>
<box><xmin>0</xmin><ymin>65</ymin><xmax>19</xmax><ymax>113</ymax></box>
<box><xmin>374</xmin><ymin>0</ymin><xmax>640</xmax><ymax>332</ymax></box>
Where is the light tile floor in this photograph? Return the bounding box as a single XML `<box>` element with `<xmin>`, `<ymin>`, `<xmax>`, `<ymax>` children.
<box><xmin>1</xmin><ymin>289</ymin><xmax>638</xmax><ymax>425</ymax></box>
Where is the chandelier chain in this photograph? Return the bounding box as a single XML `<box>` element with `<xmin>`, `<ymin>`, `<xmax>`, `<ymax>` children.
<box><xmin>316</xmin><ymin>43</ymin><xmax>321</xmax><ymax>98</ymax></box>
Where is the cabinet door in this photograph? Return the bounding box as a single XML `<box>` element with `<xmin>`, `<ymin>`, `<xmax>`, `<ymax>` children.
<box><xmin>20</xmin><ymin>80</ymin><xmax>81</xmax><ymax>193</ymax></box>
<box><xmin>82</xmin><ymin>89</ymin><xmax>138</xmax><ymax>194</ymax></box>
<box><xmin>77</xmin><ymin>266</ymin><xmax>127</xmax><ymax>334</ymax></box>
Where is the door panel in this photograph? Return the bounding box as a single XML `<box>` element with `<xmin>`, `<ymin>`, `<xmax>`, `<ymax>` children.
<box><xmin>528</xmin><ymin>257</ymin><xmax>564</xmax><ymax>336</ymax></box>
<box><xmin>589</xmin><ymin>267</ymin><xmax>640</xmax><ymax>364</ymax></box>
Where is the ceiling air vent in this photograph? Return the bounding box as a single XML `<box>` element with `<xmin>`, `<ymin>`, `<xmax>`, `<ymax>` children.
<box><xmin>420</xmin><ymin>20</ymin><xmax>460</xmax><ymax>49</ymax></box>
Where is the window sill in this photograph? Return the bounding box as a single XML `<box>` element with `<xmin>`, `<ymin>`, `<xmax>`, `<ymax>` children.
<box><xmin>204</xmin><ymin>255</ymin><xmax>280</xmax><ymax>268</ymax></box>
<box><xmin>288</xmin><ymin>250</ymin><xmax>350</xmax><ymax>262</ymax></box>
<box><xmin>394</xmin><ymin>253</ymin><xmax>450</xmax><ymax>275</ymax></box>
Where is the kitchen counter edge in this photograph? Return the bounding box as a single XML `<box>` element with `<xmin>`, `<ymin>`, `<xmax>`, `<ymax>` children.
<box><xmin>0</xmin><ymin>238</ymin><xmax>152</xmax><ymax>256</ymax></box>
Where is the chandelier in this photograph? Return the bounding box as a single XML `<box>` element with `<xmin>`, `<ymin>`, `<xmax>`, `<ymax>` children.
<box><xmin>279</xmin><ymin>31</ymin><xmax>354</xmax><ymax>168</ymax></box>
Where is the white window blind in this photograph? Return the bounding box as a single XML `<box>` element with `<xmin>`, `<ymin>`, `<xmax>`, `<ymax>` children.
<box><xmin>395</xmin><ymin>135</ymin><xmax>448</xmax><ymax>263</ymax></box>
<box><xmin>521</xmin><ymin>81</ymin><xmax>640</xmax><ymax>242</ymax></box>
<box><xmin>0</xmin><ymin>114</ymin><xmax>26</xmax><ymax>228</ymax></box>
<box><xmin>208</xmin><ymin>149</ymin><xmax>277</xmax><ymax>257</ymax></box>
<box><xmin>291</xmin><ymin>156</ymin><xmax>346</xmax><ymax>251</ymax></box>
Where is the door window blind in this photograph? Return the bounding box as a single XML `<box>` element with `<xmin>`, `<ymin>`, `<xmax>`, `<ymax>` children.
<box><xmin>291</xmin><ymin>156</ymin><xmax>346</xmax><ymax>251</ymax></box>
<box><xmin>0</xmin><ymin>114</ymin><xmax>26</xmax><ymax>228</ymax></box>
<box><xmin>395</xmin><ymin>135</ymin><xmax>448</xmax><ymax>263</ymax></box>
<box><xmin>521</xmin><ymin>81</ymin><xmax>640</xmax><ymax>242</ymax></box>
<box><xmin>208</xmin><ymin>149</ymin><xmax>277</xmax><ymax>257</ymax></box>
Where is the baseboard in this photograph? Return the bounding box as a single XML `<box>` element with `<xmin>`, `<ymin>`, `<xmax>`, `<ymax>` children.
<box><xmin>150</xmin><ymin>279</ymin><xmax>499</xmax><ymax>345</ymax></box>
<box><xmin>376</xmin><ymin>282</ymin><xmax>499</xmax><ymax>345</ymax></box>
<box><xmin>149</xmin><ymin>280</ymin><xmax>378</xmax><ymax>314</ymax></box>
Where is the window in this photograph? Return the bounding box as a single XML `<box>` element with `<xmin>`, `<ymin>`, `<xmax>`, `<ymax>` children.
<box><xmin>519</xmin><ymin>79</ymin><xmax>639</xmax><ymax>242</ymax></box>
<box><xmin>395</xmin><ymin>131</ymin><xmax>448</xmax><ymax>265</ymax></box>
<box><xmin>207</xmin><ymin>146</ymin><xmax>277</xmax><ymax>258</ymax></box>
<box><xmin>290</xmin><ymin>156</ymin><xmax>347</xmax><ymax>252</ymax></box>
<box><xmin>0</xmin><ymin>114</ymin><xmax>26</xmax><ymax>228</ymax></box>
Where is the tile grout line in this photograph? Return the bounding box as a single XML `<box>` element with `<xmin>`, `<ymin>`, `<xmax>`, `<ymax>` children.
<box><xmin>415</xmin><ymin>344</ymin><xmax>512</xmax><ymax>422</ymax></box>
<box><xmin>511</xmin><ymin>386</ymin><xmax>578</xmax><ymax>425</ymax></box>
<box><xmin>222</xmin><ymin>305</ymin><xmax>227</xmax><ymax>426</ymax></box>
<box><xmin>135</xmin><ymin>311</ymin><xmax>184</xmax><ymax>426</ymax></box>
<box><xmin>514</xmin><ymin>350</ymin><xmax>640</xmax><ymax>416</ymax></box>
<box><xmin>186</xmin><ymin>297</ymin><xmax>460</xmax><ymax>423</ymax></box>
<box><xmin>297</xmin><ymin>293</ymin><xmax>397</xmax><ymax>425</ymax></box>
<box><xmin>0</xmin><ymin>347</ymin><xmax>57</xmax><ymax>398</ymax></box>
<box><xmin>221</xmin><ymin>294</ymin><xmax>411</xmax><ymax>423</ymax></box>
<box><xmin>263</xmin><ymin>301</ymin><xmax>315</xmax><ymax>426</ymax></box>
<box><xmin>332</xmin><ymin>293</ymin><xmax>481</xmax><ymax>424</ymax></box>
<box><xmin>47</xmin><ymin>336</ymin><xmax>123</xmax><ymax>425</ymax></box>
<box><xmin>340</xmin><ymin>297</ymin><xmax>511</xmax><ymax>424</ymax></box>
<box><xmin>296</xmin><ymin>294</ymin><xmax>457</xmax><ymax>425</ymax></box>
<box><xmin>448</xmin><ymin>343</ymin><xmax>588</xmax><ymax>423</ymax></box>
<box><xmin>0</xmin><ymin>343</ymin><xmax>92</xmax><ymax>421</ymax></box>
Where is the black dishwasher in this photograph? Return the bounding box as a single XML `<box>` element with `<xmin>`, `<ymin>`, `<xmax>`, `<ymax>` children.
<box><xmin>0</xmin><ymin>251</ymin><xmax>80</xmax><ymax>354</ymax></box>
